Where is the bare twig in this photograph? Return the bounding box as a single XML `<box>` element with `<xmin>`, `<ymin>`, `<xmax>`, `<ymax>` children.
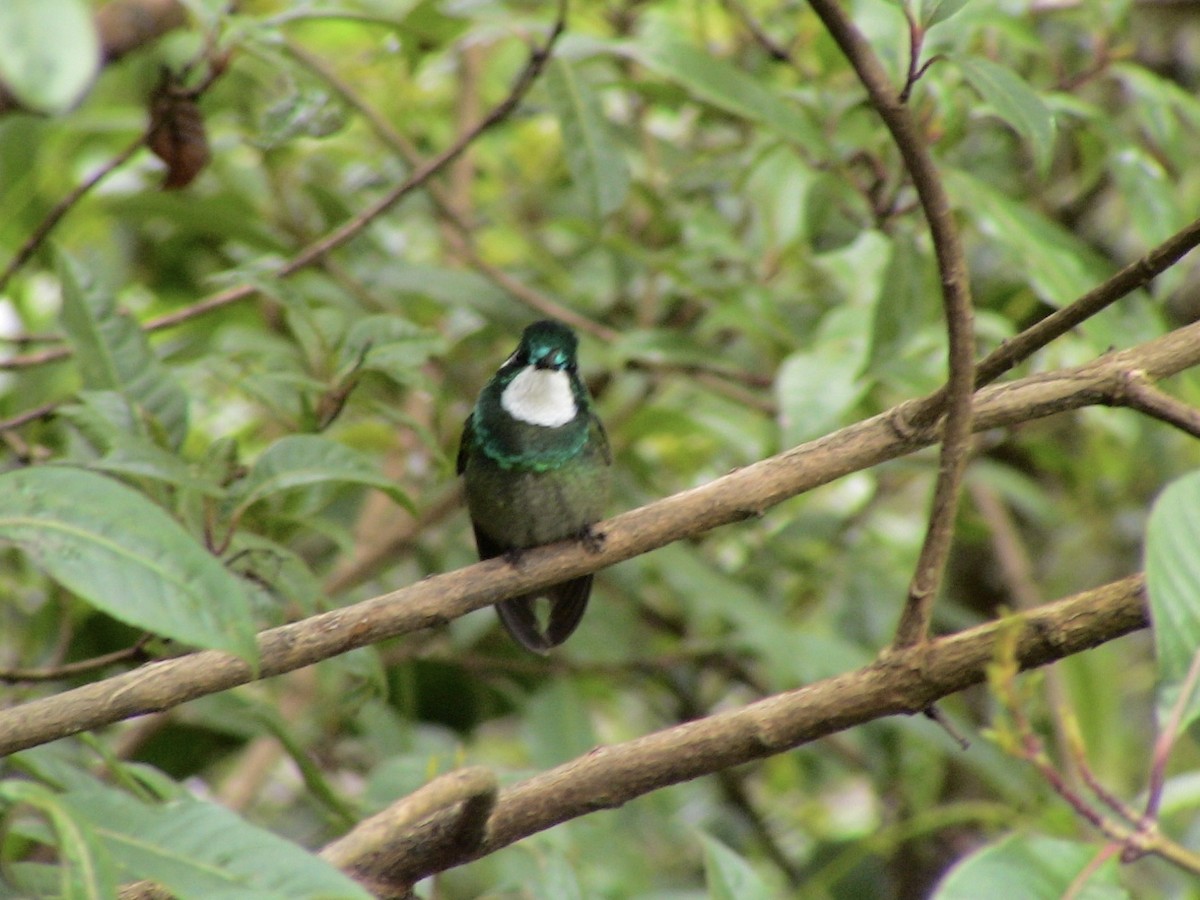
<box><xmin>1111</xmin><ymin>371</ymin><xmax>1200</xmax><ymax>439</ymax></box>
<box><xmin>922</xmin><ymin>705</ymin><xmax>970</xmax><ymax>750</ymax></box>
<box><xmin>1144</xmin><ymin>647</ymin><xmax>1200</xmax><ymax>823</ymax></box>
<box><xmin>721</xmin><ymin>0</ymin><xmax>793</xmax><ymax>62</ymax></box>
<box><xmin>0</xmin><ymin>136</ymin><xmax>145</xmax><ymax>292</ymax></box>
<box><xmin>281</xmin><ymin>37</ymin><xmax>616</xmax><ymax>343</ymax></box>
<box><xmin>941</xmin><ymin>215</ymin><xmax>1200</xmax><ymax>407</ymax></box>
<box><xmin>0</xmin><ymin>402</ymin><xmax>58</xmax><ymax>434</ymax></box>
<box><xmin>970</xmin><ymin>480</ymin><xmax>1075</xmax><ymax>768</ymax></box>
<box><xmin>0</xmin><ymin>636</ymin><xmax>151</xmax><ymax>683</ymax></box>
<box><xmin>0</xmin><ymin>3</ymin><xmax>570</xmax><ymax>373</ymax></box>
<box><xmin>1</xmin><ymin>319</ymin><xmax>1198</xmax><ymax>756</ymax></box>
<box><xmin>995</xmin><ymin>636</ymin><xmax>1200</xmax><ymax>875</ymax></box>
<box><xmin>1062</xmin><ymin>713</ymin><xmax>1142</xmax><ymax>825</ymax></box>
<box><xmin>806</xmin><ymin>0</ymin><xmax>976</xmax><ymax>649</ymax></box>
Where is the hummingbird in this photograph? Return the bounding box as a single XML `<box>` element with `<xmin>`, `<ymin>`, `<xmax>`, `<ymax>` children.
<box><xmin>457</xmin><ymin>320</ymin><xmax>612</xmax><ymax>652</ymax></box>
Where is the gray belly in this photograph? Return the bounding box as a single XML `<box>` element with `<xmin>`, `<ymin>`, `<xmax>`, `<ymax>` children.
<box><xmin>465</xmin><ymin>455</ymin><xmax>609</xmax><ymax>549</ymax></box>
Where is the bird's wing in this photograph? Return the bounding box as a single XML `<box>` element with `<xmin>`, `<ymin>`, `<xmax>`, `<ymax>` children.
<box><xmin>589</xmin><ymin>411</ymin><xmax>613</xmax><ymax>465</ymax></box>
<box><xmin>455</xmin><ymin>412</ymin><xmax>475</xmax><ymax>475</ymax></box>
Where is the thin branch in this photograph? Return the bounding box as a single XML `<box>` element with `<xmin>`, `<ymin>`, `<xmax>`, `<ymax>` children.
<box><xmin>1062</xmin><ymin>713</ymin><xmax>1142</xmax><ymax>826</ymax></box>
<box><xmin>970</xmin><ymin>480</ymin><xmax>1075</xmax><ymax>769</ymax></box>
<box><xmin>720</xmin><ymin>0</ymin><xmax>793</xmax><ymax>62</ymax></box>
<box><xmin>997</xmin><ymin>640</ymin><xmax>1200</xmax><ymax>875</ymax></box>
<box><xmin>360</xmin><ymin>576</ymin><xmax>1151</xmax><ymax>887</ymax></box>
<box><xmin>1144</xmin><ymin>647</ymin><xmax>1200</xmax><ymax>822</ymax></box>
<box><xmin>806</xmin><ymin>0</ymin><xmax>976</xmax><ymax>649</ymax></box>
<box><xmin>0</xmin><ymin>135</ymin><xmax>145</xmax><ymax>292</ymax></box>
<box><xmin>281</xmin><ymin>36</ymin><xmax>616</xmax><ymax>343</ymax></box>
<box><xmin>0</xmin><ymin>402</ymin><xmax>58</xmax><ymax>434</ymax></box>
<box><xmin>322</xmin><ymin>485</ymin><xmax>463</xmax><ymax>594</ymax></box>
<box><xmin>899</xmin><ymin>4</ymin><xmax>923</xmax><ymax>103</ymax></box>
<box><xmin>0</xmin><ymin>637</ymin><xmax>151</xmax><ymax>683</ymax></box>
<box><xmin>1</xmin><ymin>318</ymin><xmax>1198</xmax><ymax>756</ymax></box>
<box><xmin>919</xmin><ymin>214</ymin><xmax>1200</xmax><ymax>416</ymax></box>
<box><xmin>0</xmin><ymin>4</ymin><xmax>570</xmax><ymax>372</ymax></box>
<box><xmin>1111</xmin><ymin>371</ymin><xmax>1200</xmax><ymax>439</ymax></box>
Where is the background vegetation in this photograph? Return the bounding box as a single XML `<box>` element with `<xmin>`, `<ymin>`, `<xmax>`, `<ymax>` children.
<box><xmin>2</xmin><ymin>0</ymin><xmax>1200</xmax><ymax>896</ymax></box>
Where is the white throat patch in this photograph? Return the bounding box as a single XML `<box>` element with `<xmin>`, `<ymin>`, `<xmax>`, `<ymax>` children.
<box><xmin>501</xmin><ymin>366</ymin><xmax>577</xmax><ymax>427</ymax></box>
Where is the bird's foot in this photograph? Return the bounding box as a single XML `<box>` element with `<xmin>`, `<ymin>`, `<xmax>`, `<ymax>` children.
<box><xmin>503</xmin><ymin>547</ymin><xmax>528</xmax><ymax>568</ymax></box>
<box><xmin>578</xmin><ymin>524</ymin><xmax>606</xmax><ymax>554</ymax></box>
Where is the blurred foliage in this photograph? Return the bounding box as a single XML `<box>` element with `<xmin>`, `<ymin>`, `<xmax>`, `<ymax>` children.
<box><xmin>1</xmin><ymin>0</ymin><xmax>1200</xmax><ymax>897</ymax></box>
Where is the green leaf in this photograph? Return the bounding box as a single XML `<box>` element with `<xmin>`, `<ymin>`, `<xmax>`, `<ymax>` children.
<box><xmin>57</xmin><ymin>391</ymin><xmax>143</xmax><ymax>452</ymax></box>
<box><xmin>0</xmin><ymin>0</ymin><xmax>98</xmax><ymax>114</ymax></box>
<box><xmin>87</xmin><ymin>435</ymin><xmax>224</xmax><ymax>496</ymax></box>
<box><xmin>624</xmin><ymin>25</ymin><xmax>822</xmax><ymax>149</ymax></box>
<box><xmin>700</xmin><ymin>833</ymin><xmax>774</xmax><ymax>900</ymax></box>
<box><xmin>257</xmin><ymin>79</ymin><xmax>348</xmax><ymax>149</ymax></box>
<box><xmin>230</xmin><ymin>435</ymin><xmax>411</xmax><ymax>520</ymax></box>
<box><xmin>946</xmin><ymin>170</ymin><xmax>1107</xmax><ymax>307</ymax></box>
<box><xmin>1146</xmin><ymin>471</ymin><xmax>1200</xmax><ymax>735</ymax></box>
<box><xmin>933</xmin><ymin>833</ymin><xmax>1125</xmax><ymax>899</ymax></box>
<box><xmin>867</xmin><ymin>230</ymin><xmax>935</xmax><ymax>373</ymax></box>
<box><xmin>530</xmin><ymin>847</ymin><xmax>584</xmax><ymax>900</ymax></box>
<box><xmin>59</xmin><ymin>786</ymin><xmax>371</xmax><ymax>900</ymax></box>
<box><xmin>0</xmin><ymin>781</ymin><xmax>117</xmax><ymax>900</ymax></box>
<box><xmin>920</xmin><ymin>0</ymin><xmax>972</xmax><ymax>27</ymax></box>
<box><xmin>57</xmin><ymin>252</ymin><xmax>189</xmax><ymax>450</ymax></box>
<box><xmin>776</xmin><ymin>343</ymin><xmax>868</xmax><ymax>446</ymax></box>
<box><xmin>0</xmin><ymin>467</ymin><xmax>257</xmax><ymax>662</ymax></box>
<box><xmin>951</xmin><ymin>55</ymin><xmax>1056</xmax><ymax>175</ymax></box>
<box><xmin>1108</xmin><ymin>145</ymin><xmax>1182</xmax><ymax>247</ymax></box>
<box><xmin>338</xmin><ymin>316</ymin><xmax>447</xmax><ymax>383</ymax></box>
<box><xmin>524</xmin><ymin>680</ymin><xmax>597</xmax><ymax>769</ymax></box>
<box><xmin>397</xmin><ymin>0</ymin><xmax>470</xmax><ymax>69</ymax></box>
<box><xmin>546</xmin><ymin>58</ymin><xmax>630</xmax><ymax>221</ymax></box>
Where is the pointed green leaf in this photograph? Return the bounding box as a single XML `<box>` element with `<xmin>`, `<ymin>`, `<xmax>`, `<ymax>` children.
<box><xmin>337</xmin><ymin>316</ymin><xmax>447</xmax><ymax>383</ymax></box>
<box><xmin>0</xmin><ymin>0</ymin><xmax>98</xmax><ymax>113</ymax></box>
<box><xmin>1108</xmin><ymin>145</ymin><xmax>1183</xmax><ymax>247</ymax></box>
<box><xmin>59</xmin><ymin>786</ymin><xmax>371</xmax><ymax>899</ymax></box>
<box><xmin>776</xmin><ymin>344</ymin><xmax>868</xmax><ymax>446</ymax></box>
<box><xmin>1146</xmin><ymin>471</ymin><xmax>1200</xmax><ymax>735</ymax></box>
<box><xmin>57</xmin><ymin>252</ymin><xmax>189</xmax><ymax>450</ymax></box>
<box><xmin>0</xmin><ymin>467</ymin><xmax>257</xmax><ymax>662</ymax></box>
<box><xmin>946</xmin><ymin>170</ymin><xmax>1107</xmax><ymax>307</ymax></box>
<box><xmin>920</xmin><ymin>0</ymin><xmax>972</xmax><ymax>28</ymax></box>
<box><xmin>701</xmin><ymin>833</ymin><xmax>774</xmax><ymax>900</ymax></box>
<box><xmin>867</xmin><ymin>230</ymin><xmax>935</xmax><ymax>372</ymax></box>
<box><xmin>952</xmin><ymin>55</ymin><xmax>1056</xmax><ymax>175</ymax></box>
<box><xmin>625</xmin><ymin>26</ymin><xmax>822</xmax><ymax>149</ymax></box>
<box><xmin>0</xmin><ymin>781</ymin><xmax>116</xmax><ymax>900</ymax></box>
<box><xmin>546</xmin><ymin>58</ymin><xmax>630</xmax><ymax>221</ymax></box>
<box><xmin>933</xmin><ymin>834</ymin><xmax>1124</xmax><ymax>899</ymax></box>
<box><xmin>230</xmin><ymin>435</ymin><xmax>410</xmax><ymax>519</ymax></box>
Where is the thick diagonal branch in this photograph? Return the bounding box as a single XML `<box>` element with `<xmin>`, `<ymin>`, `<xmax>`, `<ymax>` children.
<box><xmin>0</xmin><ymin>319</ymin><xmax>1196</xmax><ymax>758</ymax></box>
<box><xmin>380</xmin><ymin>576</ymin><xmax>1147</xmax><ymax>886</ymax></box>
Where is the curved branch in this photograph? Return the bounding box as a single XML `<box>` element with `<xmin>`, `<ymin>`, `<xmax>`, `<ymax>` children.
<box><xmin>806</xmin><ymin>0</ymin><xmax>976</xmax><ymax>648</ymax></box>
<box><xmin>0</xmin><ymin>4</ymin><xmax>569</xmax><ymax>372</ymax></box>
<box><xmin>0</xmin><ymin>319</ymin><xmax>1196</xmax><ymax>757</ymax></box>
